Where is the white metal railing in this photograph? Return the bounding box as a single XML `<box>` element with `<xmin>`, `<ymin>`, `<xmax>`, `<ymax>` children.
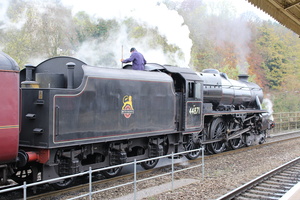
<box><xmin>0</xmin><ymin>148</ymin><xmax>204</xmax><ymax>200</ymax></box>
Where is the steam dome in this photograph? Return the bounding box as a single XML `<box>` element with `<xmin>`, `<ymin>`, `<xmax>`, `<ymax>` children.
<box><xmin>0</xmin><ymin>52</ymin><xmax>19</xmax><ymax>71</ymax></box>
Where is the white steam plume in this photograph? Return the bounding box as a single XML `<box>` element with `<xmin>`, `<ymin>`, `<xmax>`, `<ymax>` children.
<box><xmin>62</xmin><ymin>0</ymin><xmax>192</xmax><ymax>67</ymax></box>
<box><xmin>0</xmin><ymin>0</ymin><xmax>27</xmax><ymax>30</ymax></box>
<box><xmin>263</xmin><ymin>96</ymin><xmax>274</xmax><ymax>121</ymax></box>
<box><xmin>0</xmin><ymin>1</ymin><xmax>10</xmax><ymax>29</ymax></box>
<box><xmin>201</xmin><ymin>0</ymin><xmax>253</xmax><ymax>74</ymax></box>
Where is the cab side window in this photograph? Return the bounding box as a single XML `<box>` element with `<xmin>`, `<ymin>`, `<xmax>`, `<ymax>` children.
<box><xmin>188</xmin><ymin>82</ymin><xmax>195</xmax><ymax>98</ymax></box>
<box><xmin>188</xmin><ymin>81</ymin><xmax>201</xmax><ymax>99</ymax></box>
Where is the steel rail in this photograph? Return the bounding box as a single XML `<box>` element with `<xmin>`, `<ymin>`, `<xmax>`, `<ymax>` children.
<box><xmin>216</xmin><ymin>156</ymin><xmax>300</xmax><ymax>200</ymax></box>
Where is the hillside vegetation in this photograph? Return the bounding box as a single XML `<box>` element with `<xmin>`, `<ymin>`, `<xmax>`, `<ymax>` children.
<box><xmin>1</xmin><ymin>0</ymin><xmax>299</xmax><ymax>112</ymax></box>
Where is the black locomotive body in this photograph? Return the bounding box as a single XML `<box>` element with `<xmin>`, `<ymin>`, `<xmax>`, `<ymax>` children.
<box><xmin>0</xmin><ymin>52</ymin><xmax>273</xmax><ymax>187</ymax></box>
<box><xmin>21</xmin><ymin>64</ymin><xmax>177</xmax><ymax>148</ymax></box>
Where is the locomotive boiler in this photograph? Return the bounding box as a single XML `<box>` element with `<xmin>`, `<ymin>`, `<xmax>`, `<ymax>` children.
<box><xmin>0</xmin><ymin>51</ymin><xmax>273</xmax><ymax>187</ymax></box>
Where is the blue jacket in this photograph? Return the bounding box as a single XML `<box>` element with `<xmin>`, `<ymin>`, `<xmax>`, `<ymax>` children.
<box><xmin>122</xmin><ymin>51</ymin><xmax>146</xmax><ymax>70</ymax></box>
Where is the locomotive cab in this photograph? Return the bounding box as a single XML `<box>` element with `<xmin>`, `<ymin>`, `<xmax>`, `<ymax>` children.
<box><xmin>126</xmin><ymin>63</ymin><xmax>204</xmax><ymax>133</ymax></box>
<box><xmin>162</xmin><ymin>66</ymin><xmax>204</xmax><ymax>133</ymax></box>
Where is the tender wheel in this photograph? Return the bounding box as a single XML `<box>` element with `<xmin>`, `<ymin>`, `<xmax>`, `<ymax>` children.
<box><xmin>51</xmin><ymin>178</ymin><xmax>76</xmax><ymax>189</ymax></box>
<box><xmin>209</xmin><ymin>118</ymin><xmax>226</xmax><ymax>154</ymax></box>
<box><xmin>184</xmin><ymin>135</ymin><xmax>201</xmax><ymax>160</ymax></box>
<box><xmin>141</xmin><ymin>159</ymin><xmax>159</xmax><ymax>170</ymax></box>
<box><xmin>51</xmin><ymin>154</ymin><xmax>77</xmax><ymax>189</ymax></box>
<box><xmin>101</xmin><ymin>167</ymin><xmax>123</xmax><ymax>178</ymax></box>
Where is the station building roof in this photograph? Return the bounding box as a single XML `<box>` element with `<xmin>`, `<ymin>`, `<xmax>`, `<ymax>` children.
<box><xmin>247</xmin><ymin>0</ymin><xmax>300</xmax><ymax>36</ymax></box>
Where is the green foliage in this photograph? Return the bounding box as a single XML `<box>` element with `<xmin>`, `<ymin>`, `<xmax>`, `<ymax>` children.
<box><xmin>255</xmin><ymin>23</ymin><xmax>288</xmax><ymax>89</ymax></box>
<box><xmin>272</xmin><ymin>92</ymin><xmax>300</xmax><ymax>112</ymax></box>
<box><xmin>73</xmin><ymin>11</ymin><xmax>96</xmax><ymax>43</ymax></box>
<box><xmin>93</xmin><ymin>19</ymin><xmax>119</xmax><ymax>41</ymax></box>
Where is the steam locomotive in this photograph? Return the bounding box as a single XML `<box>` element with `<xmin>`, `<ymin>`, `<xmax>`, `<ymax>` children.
<box><xmin>0</xmin><ymin>51</ymin><xmax>273</xmax><ymax>188</ymax></box>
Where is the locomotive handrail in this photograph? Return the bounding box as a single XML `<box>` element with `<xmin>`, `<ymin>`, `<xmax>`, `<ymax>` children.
<box><xmin>203</xmin><ymin>83</ymin><xmax>261</xmax><ymax>90</ymax></box>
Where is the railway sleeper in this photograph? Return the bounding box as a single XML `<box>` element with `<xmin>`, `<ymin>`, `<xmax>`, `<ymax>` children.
<box><xmin>246</xmin><ymin>188</ymin><xmax>284</xmax><ymax>197</ymax></box>
<box><xmin>253</xmin><ymin>185</ymin><xmax>287</xmax><ymax>193</ymax></box>
<box><xmin>241</xmin><ymin>192</ymin><xmax>279</xmax><ymax>199</ymax></box>
<box><xmin>259</xmin><ymin>182</ymin><xmax>293</xmax><ymax>190</ymax></box>
<box><xmin>264</xmin><ymin>180</ymin><xmax>295</xmax><ymax>189</ymax></box>
<box><xmin>278</xmin><ymin>171</ymin><xmax>300</xmax><ymax>177</ymax></box>
<box><xmin>270</xmin><ymin>177</ymin><xmax>299</xmax><ymax>184</ymax></box>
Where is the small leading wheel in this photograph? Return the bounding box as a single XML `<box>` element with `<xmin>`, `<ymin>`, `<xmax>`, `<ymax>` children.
<box><xmin>243</xmin><ymin>133</ymin><xmax>254</xmax><ymax>147</ymax></box>
<box><xmin>51</xmin><ymin>178</ymin><xmax>76</xmax><ymax>189</ymax></box>
<box><xmin>101</xmin><ymin>167</ymin><xmax>123</xmax><ymax>178</ymax></box>
<box><xmin>259</xmin><ymin>131</ymin><xmax>267</xmax><ymax>144</ymax></box>
<box><xmin>184</xmin><ymin>135</ymin><xmax>201</xmax><ymax>160</ymax></box>
<box><xmin>209</xmin><ymin>117</ymin><xmax>226</xmax><ymax>154</ymax></box>
<box><xmin>141</xmin><ymin>159</ymin><xmax>159</xmax><ymax>170</ymax></box>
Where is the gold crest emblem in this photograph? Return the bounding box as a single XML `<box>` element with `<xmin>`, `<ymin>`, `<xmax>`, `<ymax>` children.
<box><xmin>121</xmin><ymin>95</ymin><xmax>134</xmax><ymax>118</ymax></box>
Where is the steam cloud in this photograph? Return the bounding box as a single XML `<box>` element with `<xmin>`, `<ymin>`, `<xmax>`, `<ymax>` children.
<box><xmin>201</xmin><ymin>0</ymin><xmax>253</xmax><ymax>74</ymax></box>
<box><xmin>62</xmin><ymin>0</ymin><xmax>192</xmax><ymax>67</ymax></box>
<box><xmin>263</xmin><ymin>96</ymin><xmax>274</xmax><ymax>120</ymax></box>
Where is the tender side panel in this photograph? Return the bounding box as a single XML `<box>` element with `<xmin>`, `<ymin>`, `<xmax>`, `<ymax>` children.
<box><xmin>53</xmin><ymin>77</ymin><xmax>176</xmax><ymax>144</ymax></box>
<box><xmin>0</xmin><ymin>71</ymin><xmax>19</xmax><ymax>163</ymax></box>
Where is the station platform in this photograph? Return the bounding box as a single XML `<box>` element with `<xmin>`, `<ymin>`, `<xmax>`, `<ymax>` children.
<box><xmin>280</xmin><ymin>182</ymin><xmax>300</xmax><ymax>200</ymax></box>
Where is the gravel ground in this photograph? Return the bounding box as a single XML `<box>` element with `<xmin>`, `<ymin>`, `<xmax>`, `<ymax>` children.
<box><xmin>140</xmin><ymin>136</ymin><xmax>300</xmax><ymax>200</ymax></box>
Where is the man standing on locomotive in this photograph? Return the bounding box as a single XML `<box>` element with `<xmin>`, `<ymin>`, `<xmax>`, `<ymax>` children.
<box><xmin>121</xmin><ymin>47</ymin><xmax>146</xmax><ymax>70</ymax></box>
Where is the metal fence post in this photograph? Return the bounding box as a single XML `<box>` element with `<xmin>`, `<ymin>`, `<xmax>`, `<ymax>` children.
<box><xmin>23</xmin><ymin>181</ymin><xmax>27</xmax><ymax>200</ymax></box>
<box><xmin>89</xmin><ymin>167</ymin><xmax>92</xmax><ymax>200</ymax></box>
<box><xmin>134</xmin><ymin>159</ymin><xmax>137</xmax><ymax>200</ymax></box>
<box><xmin>202</xmin><ymin>146</ymin><xmax>204</xmax><ymax>180</ymax></box>
<box><xmin>280</xmin><ymin>113</ymin><xmax>282</xmax><ymax>132</ymax></box>
<box><xmin>171</xmin><ymin>152</ymin><xmax>174</xmax><ymax>191</ymax></box>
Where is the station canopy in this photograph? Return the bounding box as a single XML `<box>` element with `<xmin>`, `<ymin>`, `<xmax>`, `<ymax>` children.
<box><xmin>247</xmin><ymin>0</ymin><xmax>300</xmax><ymax>36</ymax></box>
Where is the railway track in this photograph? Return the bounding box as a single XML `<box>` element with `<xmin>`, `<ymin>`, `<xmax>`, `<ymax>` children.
<box><xmin>1</xmin><ymin>131</ymin><xmax>299</xmax><ymax>200</ymax></box>
<box><xmin>217</xmin><ymin>156</ymin><xmax>300</xmax><ymax>200</ymax></box>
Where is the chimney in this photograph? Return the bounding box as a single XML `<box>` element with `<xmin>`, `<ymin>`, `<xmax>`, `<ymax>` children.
<box><xmin>238</xmin><ymin>74</ymin><xmax>249</xmax><ymax>82</ymax></box>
